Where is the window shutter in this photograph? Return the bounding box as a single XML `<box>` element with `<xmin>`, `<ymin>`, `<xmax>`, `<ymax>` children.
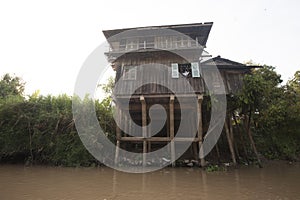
<box><xmin>171</xmin><ymin>63</ymin><xmax>179</xmax><ymax>78</ymax></box>
<box><xmin>191</xmin><ymin>62</ymin><xmax>200</xmax><ymax>77</ymax></box>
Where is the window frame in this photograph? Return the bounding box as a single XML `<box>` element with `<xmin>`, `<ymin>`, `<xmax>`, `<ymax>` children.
<box><xmin>123</xmin><ymin>65</ymin><xmax>137</xmax><ymax>80</ymax></box>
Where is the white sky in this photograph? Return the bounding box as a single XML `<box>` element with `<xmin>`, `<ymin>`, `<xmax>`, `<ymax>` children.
<box><xmin>0</xmin><ymin>0</ymin><xmax>299</xmax><ymax>96</ymax></box>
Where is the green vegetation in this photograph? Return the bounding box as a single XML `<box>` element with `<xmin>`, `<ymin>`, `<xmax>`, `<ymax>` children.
<box><xmin>205</xmin><ymin>164</ymin><xmax>227</xmax><ymax>172</ymax></box>
<box><xmin>0</xmin><ymin>74</ymin><xmax>115</xmax><ymax>166</ymax></box>
<box><xmin>236</xmin><ymin>66</ymin><xmax>300</xmax><ymax>161</ymax></box>
<box><xmin>0</xmin><ymin>66</ymin><xmax>299</xmax><ymax>167</ymax></box>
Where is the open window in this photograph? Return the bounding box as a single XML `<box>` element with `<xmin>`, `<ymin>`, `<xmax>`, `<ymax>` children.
<box><xmin>171</xmin><ymin>62</ymin><xmax>200</xmax><ymax>78</ymax></box>
<box><xmin>123</xmin><ymin>66</ymin><xmax>137</xmax><ymax>80</ymax></box>
<box><xmin>179</xmin><ymin>63</ymin><xmax>192</xmax><ymax>77</ymax></box>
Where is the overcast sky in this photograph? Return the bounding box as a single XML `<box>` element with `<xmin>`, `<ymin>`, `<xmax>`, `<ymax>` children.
<box><xmin>0</xmin><ymin>0</ymin><xmax>299</xmax><ymax>96</ymax></box>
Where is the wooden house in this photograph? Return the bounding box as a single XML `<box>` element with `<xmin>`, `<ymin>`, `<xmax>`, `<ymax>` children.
<box><xmin>103</xmin><ymin>22</ymin><xmax>256</xmax><ymax>167</ymax></box>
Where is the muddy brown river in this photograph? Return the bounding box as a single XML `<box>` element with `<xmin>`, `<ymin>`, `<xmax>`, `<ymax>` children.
<box><xmin>0</xmin><ymin>162</ymin><xmax>299</xmax><ymax>200</ymax></box>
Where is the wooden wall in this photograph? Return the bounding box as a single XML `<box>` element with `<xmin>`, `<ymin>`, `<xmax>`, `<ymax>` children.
<box><xmin>113</xmin><ymin>52</ymin><xmax>249</xmax><ymax>96</ymax></box>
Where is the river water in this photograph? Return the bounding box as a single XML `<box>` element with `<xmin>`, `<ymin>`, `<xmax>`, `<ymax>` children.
<box><xmin>0</xmin><ymin>162</ymin><xmax>299</xmax><ymax>200</ymax></box>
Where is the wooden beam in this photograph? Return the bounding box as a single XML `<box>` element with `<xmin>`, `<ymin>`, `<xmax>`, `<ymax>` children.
<box><xmin>124</xmin><ymin>114</ymin><xmax>128</xmax><ymax>137</ymax></box>
<box><xmin>148</xmin><ymin>123</ymin><xmax>151</xmax><ymax>152</ymax></box>
<box><xmin>170</xmin><ymin>95</ymin><xmax>175</xmax><ymax>167</ymax></box>
<box><xmin>232</xmin><ymin>112</ymin><xmax>249</xmax><ymax>164</ymax></box>
<box><xmin>140</xmin><ymin>96</ymin><xmax>147</xmax><ymax>167</ymax></box>
<box><xmin>116</xmin><ymin>107</ymin><xmax>121</xmax><ymax>140</ymax></box>
<box><xmin>119</xmin><ymin>137</ymin><xmax>200</xmax><ymax>142</ymax></box>
<box><xmin>114</xmin><ymin>140</ymin><xmax>120</xmax><ymax>165</ymax></box>
<box><xmin>229</xmin><ymin>115</ymin><xmax>240</xmax><ymax>159</ymax></box>
<box><xmin>118</xmin><ymin>103</ymin><xmax>196</xmax><ymax>111</ymax></box>
<box><xmin>121</xmin><ymin>137</ymin><xmax>168</xmax><ymax>142</ymax></box>
<box><xmin>115</xmin><ymin>93</ymin><xmax>200</xmax><ymax>99</ymax></box>
<box><xmin>197</xmin><ymin>95</ymin><xmax>206</xmax><ymax>167</ymax></box>
<box><xmin>245</xmin><ymin>114</ymin><xmax>262</xmax><ymax>168</ymax></box>
<box><xmin>115</xmin><ymin>107</ymin><xmax>121</xmax><ymax>166</ymax></box>
<box><xmin>224</xmin><ymin>116</ymin><xmax>237</xmax><ymax>165</ymax></box>
<box><xmin>174</xmin><ymin>138</ymin><xmax>199</xmax><ymax>142</ymax></box>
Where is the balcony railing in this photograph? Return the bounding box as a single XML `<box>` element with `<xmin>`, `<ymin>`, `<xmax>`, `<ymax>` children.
<box><xmin>106</xmin><ymin>38</ymin><xmax>203</xmax><ymax>53</ymax></box>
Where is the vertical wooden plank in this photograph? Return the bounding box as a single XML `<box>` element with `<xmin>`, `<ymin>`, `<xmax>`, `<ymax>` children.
<box><xmin>140</xmin><ymin>96</ymin><xmax>147</xmax><ymax>167</ymax></box>
<box><xmin>215</xmin><ymin>143</ymin><xmax>221</xmax><ymax>163</ymax></box>
<box><xmin>229</xmin><ymin>116</ymin><xmax>240</xmax><ymax>159</ymax></box>
<box><xmin>124</xmin><ymin>114</ymin><xmax>128</xmax><ymax>137</ymax></box>
<box><xmin>116</xmin><ymin>107</ymin><xmax>121</xmax><ymax>140</ymax></box>
<box><xmin>115</xmin><ymin>107</ymin><xmax>121</xmax><ymax>165</ymax></box>
<box><xmin>114</xmin><ymin>140</ymin><xmax>120</xmax><ymax>165</ymax></box>
<box><xmin>169</xmin><ymin>95</ymin><xmax>175</xmax><ymax>167</ymax></box>
<box><xmin>197</xmin><ymin>95</ymin><xmax>206</xmax><ymax>167</ymax></box>
<box><xmin>148</xmin><ymin>121</ymin><xmax>151</xmax><ymax>153</ymax></box>
<box><xmin>245</xmin><ymin>115</ymin><xmax>262</xmax><ymax>168</ymax></box>
<box><xmin>232</xmin><ymin>113</ymin><xmax>249</xmax><ymax>164</ymax></box>
<box><xmin>225</xmin><ymin>116</ymin><xmax>237</xmax><ymax>165</ymax></box>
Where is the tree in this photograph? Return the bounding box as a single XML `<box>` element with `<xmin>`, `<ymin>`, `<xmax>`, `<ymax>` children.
<box><xmin>0</xmin><ymin>73</ymin><xmax>25</xmax><ymax>98</ymax></box>
<box><xmin>239</xmin><ymin>66</ymin><xmax>300</xmax><ymax>160</ymax></box>
<box><xmin>288</xmin><ymin>70</ymin><xmax>300</xmax><ymax>93</ymax></box>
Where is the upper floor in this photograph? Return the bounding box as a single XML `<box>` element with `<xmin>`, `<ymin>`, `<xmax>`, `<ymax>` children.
<box><xmin>103</xmin><ymin>22</ymin><xmax>213</xmax><ymax>60</ymax></box>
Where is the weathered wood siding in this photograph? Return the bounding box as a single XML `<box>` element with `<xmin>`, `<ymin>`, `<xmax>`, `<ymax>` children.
<box><xmin>114</xmin><ymin>61</ymin><xmax>249</xmax><ymax>96</ymax></box>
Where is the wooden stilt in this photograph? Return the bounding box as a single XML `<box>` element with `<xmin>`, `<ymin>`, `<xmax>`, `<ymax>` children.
<box><xmin>232</xmin><ymin>113</ymin><xmax>250</xmax><ymax>164</ymax></box>
<box><xmin>192</xmin><ymin>142</ymin><xmax>199</xmax><ymax>160</ymax></box>
<box><xmin>224</xmin><ymin>116</ymin><xmax>237</xmax><ymax>165</ymax></box>
<box><xmin>197</xmin><ymin>95</ymin><xmax>206</xmax><ymax>167</ymax></box>
<box><xmin>215</xmin><ymin>142</ymin><xmax>221</xmax><ymax>163</ymax></box>
<box><xmin>148</xmin><ymin>124</ymin><xmax>151</xmax><ymax>152</ymax></box>
<box><xmin>191</xmin><ymin>115</ymin><xmax>198</xmax><ymax>160</ymax></box>
<box><xmin>245</xmin><ymin>114</ymin><xmax>262</xmax><ymax>168</ymax></box>
<box><xmin>114</xmin><ymin>107</ymin><xmax>121</xmax><ymax>165</ymax></box>
<box><xmin>114</xmin><ymin>140</ymin><xmax>120</xmax><ymax>165</ymax></box>
<box><xmin>124</xmin><ymin>115</ymin><xmax>128</xmax><ymax>137</ymax></box>
<box><xmin>167</xmin><ymin>106</ymin><xmax>171</xmax><ymax>155</ymax></box>
<box><xmin>229</xmin><ymin>116</ymin><xmax>240</xmax><ymax>160</ymax></box>
<box><xmin>169</xmin><ymin>95</ymin><xmax>175</xmax><ymax>167</ymax></box>
<box><xmin>140</xmin><ymin>96</ymin><xmax>147</xmax><ymax>167</ymax></box>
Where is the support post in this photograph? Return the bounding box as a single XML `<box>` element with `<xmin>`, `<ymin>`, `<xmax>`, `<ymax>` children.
<box><xmin>245</xmin><ymin>114</ymin><xmax>262</xmax><ymax>168</ymax></box>
<box><xmin>169</xmin><ymin>95</ymin><xmax>175</xmax><ymax>167</ymax></box>
<box><xmin>114</xmin><ymin>108</ymin><xmax>121</xmax><ymax>165</ymax></box>
<box><xmin>148</xmin><ymin>123</ymin><xmax>151</xmax><ymax>153</ymax></box>
<box><xmin>229</xmin><ymin>116</ymin><xmax>240</xmax><ymax>159</ymax></box>
<box><xmin>197</xmin><ymin>95</ymin><xmax>206</xmax><ymax>167</ymax></box>
<box><xmin>224</xmin><ymin>116</ymin><xmax>237</xmax><ymax>165</ymax></box>
<box><xmin>140</xmin><ymin>96</ymin><xmax>147</xmax><ymax>167</ymax></box>
<box><xmin>232</xmin><ymin>113</ymin><xmax>249</xmax><ymax>164</ymax></box>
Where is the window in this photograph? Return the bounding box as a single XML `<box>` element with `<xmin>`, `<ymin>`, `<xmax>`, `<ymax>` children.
<box><xmin>171</xmin><ymin>62</ymin><xmax>201</xmax><ymax>78</ymax></box>
<box><xmin>123</xmin><ymin>66</ymin><xmax>137</xmax><ymax>80</ymax></box>
<box><xmin>179</xmin><ymin>63</ymin><xmax>192</xmax><ymax>77</ymax></box>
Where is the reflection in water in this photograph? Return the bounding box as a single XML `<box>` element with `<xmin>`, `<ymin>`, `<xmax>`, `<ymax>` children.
<box><xmin>0</xmin><ymin>162</ymin><xmax>299</xmax><ymax>200</ymax></box>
